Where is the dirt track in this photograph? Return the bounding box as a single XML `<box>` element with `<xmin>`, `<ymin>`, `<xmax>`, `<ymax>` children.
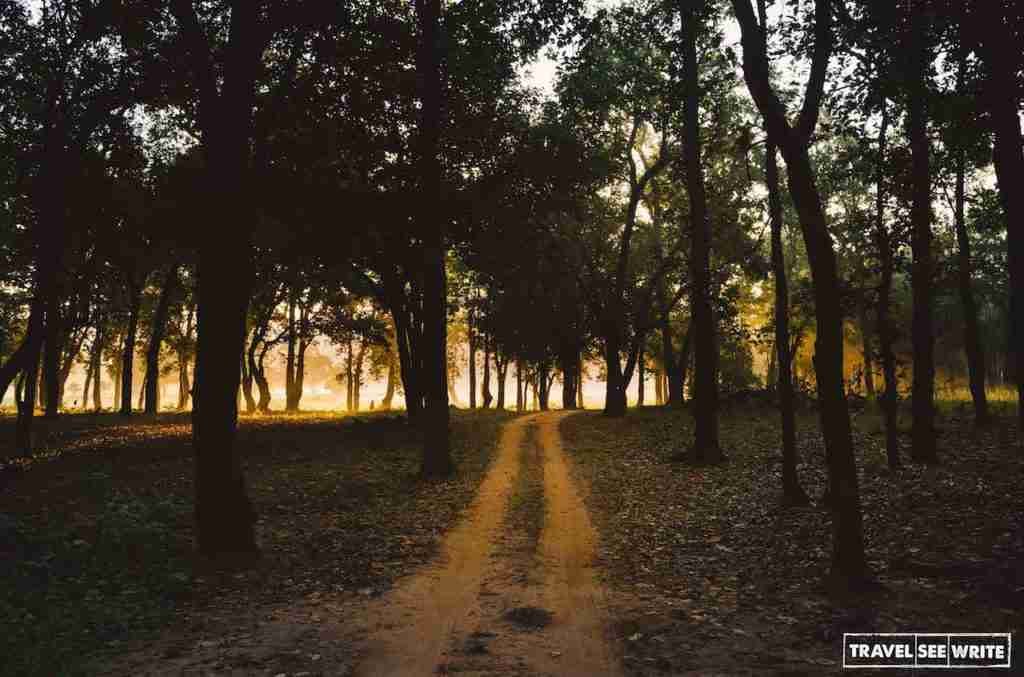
<box><xmin>356</xmin><ymin>411</ymin><xmax>620</xmax><ymax>676</ymax></box>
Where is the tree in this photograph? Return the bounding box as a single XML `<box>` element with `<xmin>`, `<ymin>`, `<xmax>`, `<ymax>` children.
<box><xmin>731</xmin><ymin>0</ymin><xmax>869</xmax><ymax>586</ymax></box>
<box><xmin>678</xmin><ymin>0</ymin><xmax>721</xmax><ymax>462</ymax></box>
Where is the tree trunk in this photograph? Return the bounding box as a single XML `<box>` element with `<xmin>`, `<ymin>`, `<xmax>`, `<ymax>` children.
<box><xmin>731</xmin><ymin>0</ymin><xmax>867</xmax><ymax>585</ymax></box>
<box><xmin>873</xmin><ymin>98</ymin><xmax>901</xmax><ymax>469</ymax></box>
<box><xmin>603</xmin><ymin>332</ymin><xmax>627</xmax><ymax>416</ymax></box>
<box><xmin>767</xmin><ymin>137</ymin><xmax>809</xmax><ymax>505</ymax></box>
<box><xmin>907</xmin><ymin>0</ymin><xmax>937</xmax><ymax>463</ymax></box>
<box><xmin>537</xmin><ymin>362</ymin><xmax>550</xmax><ymax>411</ymax></box>
<box><xmin>468</xmin><ymin>306</ymin><xmax>477</xmax><ymax>408</ymax></box>
<box><xmin>353</xmin><ymin>341</ymin><xmax>365</xmax><ymax>412</ymax></box>
<box><xmin>560</xmin><ymin>346</ymin><xmax>578</xmax><ymax>410</ymax></box>
<box><xmin>858</xmin><ymin>304</ymin><xmax>875</xmax><ymax>397</ymax></box>
<box><xmin>285</xmin><ymin>294</ymin><xmax>297</xmax><ymax>412</ymax></box>
<box><xmin>383</xmin><ymin>348</ymin><xmax>396</xmax><ymax>410</ymax></box>
<box><xmin>516</xmin><ymin>361</ymin><xmax>523</xmax><ymax>412</ymax></box>
<box><xmin>975</xmin><ymin>10</ymin><xmax>1023</xmax><ymax>436</ymax></box>
<box><xmin>120</xmin><ymin>286</ymin><xmax>142</xmax><ymax>416</ymax></box>
<box><xmin>346</xmin><ymin>339</ymin><xmax>354</xmax><ymax>412</ymax></box>
<box><xmin>91</xmin><ymin>326</ymin><xmax>104</xmax><ymax>411</ymax></box>
<box><xmin>681</xmin><ymin>0</ymin><xmax>720</xmax><ymax>461</ymax></box>
<box><xmin>637</xmin><ymin>348</ymin><xmax>645</xmax><ymax>407</ymax></box>
<box><xmin>178</xmin><ymin>348</ymin><xmax>192</xmax><ymax>411</ymax></box>
<box><xmin>496</xmin><ymin>355</ymin><xmax>508</xmax><ymax>409</ymax></box>
<box><xmin>654</xmin><ymin>365</ymin><xmax>663</xmax><ymax>405</ymax></box>
<box><xmin>481</xmin><ymin>336</ymin><xmax>492</xmax><ymax>408</ymax></box>
<box><xmin>678</xmin><ymin>326</ymin><xmax>692</xmax><ymax>403</ymax></box>
<box><xmin>577</xmin><ymin>353</ymin><xmax>584</xmax><ymax>408</ymax></box>
<box><xmin>240</xmin><ymin>351</ymin><xmax>256</xmax><ymax>413</ymax></box>
<box><xmin>953</xmin><ymin>128</ymin><xmax>989</xmax><ymax>424</ymax></box>
<box><xmin>146</xmin><ymin>264</ymin><xmax>180</xmax><ymax>415</ymax></box>
<box><xmin>42</xmin><ymin>310</ymin><xmax>62</xmax><ymax>418</ymax></box>
<box><xmin>415</xmin><ymin>0</ymin><xmax>452</xmax><ymax>477</ymax></box>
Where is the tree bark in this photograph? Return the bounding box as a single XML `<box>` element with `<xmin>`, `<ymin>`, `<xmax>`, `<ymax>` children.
<box><xmin>974</xmin><ymin>7</ymin><xmax>1023</xmax><ymax>436</ymax></box>
<box><xmin>732</xmin><ymin>0</ymin><xmax>868</xmax><ymax>585</ymax></box>
<box><xmin>145</xmin><ymin>264</ymin><xmax>180</xmax><ymax>415</ymax></box>
<box><xmin>858</xmin><ymin>304</ymin><xmax>875</xmax><ymax>397</ymax></box>
<box><xmin>468</xmin><ymin>305</ymin><xmax>477</xmax><ymax>408</ymax></box>
<box><xmin>383</xmin><ymin>347</ymin><xmax>397</xmax><ymax>410</ymax></box>
<box><xmin>482</xmin><ymin>335</ymin><xmax>492</xmax><ymax>408</ymax></box>
<box><xmin>874</xmin><ymin>98</ymin><xmax>901</xmax><ymax>469</ymax></box>
<box><xmin>171</xmin><ymin>0</ymin><xmax>264</xmax><ymax>558</ymax></box>
<box><xmin>953</xmin><ymin>118</ymin><xmax>989</xmax><ymax>424</ymax></box>
<box><xmin>681</xmin><ymin>0</ymin><xmax>720</xmax><ymax>461</ymax></box>
<box><xmin>285</xmin><ymin>292</ymin><xmax>297</xmax><ymax>411</ymax></box>
<box><xmin>907</xmin><ymin>0</ymin><xmax>937</xmax><ymax>463</ymax></box>
<box><xmin>637</xmin><ymin>347</ymin><xmax>645</xmax><ymax>406</ymax></box>
<box><xmin>120</xmin><ymin>285</ymin><xmax>142</xmax><ymax>416</ymax></box>
<box><xmin>767</xmin><ymin>133</ymin><xmax>809</xmax><ymax>505</ymax></box>
<box><xmin>415</xmin><ymin>0</ymin><xmax>452</xmax><ymax>476</ymax></box>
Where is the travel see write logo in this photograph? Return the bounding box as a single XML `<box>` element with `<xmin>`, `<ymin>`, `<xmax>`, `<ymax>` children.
<box><xmin>843</xmin><ymin>633</ymin><xmax>1012</xmax><ymax>669</ymax></box>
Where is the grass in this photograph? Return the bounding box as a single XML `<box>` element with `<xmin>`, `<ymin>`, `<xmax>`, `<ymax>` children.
<box><xmin>0</xmin><ymin>409</ymin><xmax>513</xmax><ymax>676</ymax></box>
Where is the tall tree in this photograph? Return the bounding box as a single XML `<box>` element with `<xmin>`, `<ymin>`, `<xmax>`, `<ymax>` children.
<box><xmin>415</xmin><ymin>0</ymin><xmax>453</xmax><ymax>477</ymax></box>
<box><xmin>969</xmin><ymin>2</ymin><xmax>1024</xmax><ymax>437</ymax></box>
<box><xmin>679</xmin><ymin>0</ymin><xmax>721</xmax><ymax>462</ymax></box>
<box><xmin>732</xmin><ymin>0</ymin><xmax>869</xmax><ymax>585</ymax></box>
<box><xmin>905</xmin><ymin>0</ymin><xmax>937</xmax><ymax>463</ymax></box>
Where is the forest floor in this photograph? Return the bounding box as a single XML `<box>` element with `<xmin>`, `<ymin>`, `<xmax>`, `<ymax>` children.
<box><xmin>560</xmin><ymin>400</ymin><xmax>1024</xmax><ymax>675</ymax></box>
<box><xmin>2</xmin><ymin>402</ymin><xmax>1022</xmax><ymax>676</ymax></box>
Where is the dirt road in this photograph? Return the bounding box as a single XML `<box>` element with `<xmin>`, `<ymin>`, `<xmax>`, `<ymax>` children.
<box><xmin>356</xmin><ymin>411</ymin><xmax>620</xmax><ymax>676</ymax></box>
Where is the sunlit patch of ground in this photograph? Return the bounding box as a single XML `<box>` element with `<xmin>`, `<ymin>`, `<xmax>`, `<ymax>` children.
<box><xmin>0</xmin><ymin>409</ymin><xmax>512</xmax><ymax>676</ymax></box>
<box><xmin>560</xmin><ymin>400</ymin><xmax>1024</xmax><ymax>675</ymax></box>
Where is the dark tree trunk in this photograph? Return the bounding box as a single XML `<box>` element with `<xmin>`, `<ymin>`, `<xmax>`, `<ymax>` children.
<box><xmin>285</xmin><ymin>294</ymin><xmax>297</xmax><ymax>412</ymax></box>
<box><xmin>974</xmin><ymin>9</ymin><xmax>1023</xmax><ymax>436</ymax></box>
<box><xmin>732</xmin><ymin>0</ymin><xmax>868</xmax><ymax>586</ymax></box>
<box><xmin>240</xmin><ymin>350</ymin><xmax>256</xmax><ymax>413</ymax></box>
<box><xmin>767</xmin><ymin>137</ymin><xmax>809</xmax><ymax>505</ymax></box>
<box><xmin>353</xmin><ymin>341</ymin><xmax>365</xmax><ymax>411</ymax></box>
<box><xmin>577</xmin><ymin>353</ymin><xmax>584</xmax><ymax>408</ymax></box>
<box><xmin>120</xmin><ymin>286</ymin><xmax>142</xmax><ymax>416</ymax></box>
<box><xmin>874</xmin><ymin>98</ymin><xmax>901</xmax><ymax>469</ymax></box>
<box><xmin>496</xmin><ymin>355</ymin><xmax>508</xmax><ymax>410</ymax></box>
<box><xmin>482</xmin><ymin>336</ymin><xmax>492</xmax><ymax>408</ymax></box>
<box><xmin>16</xmin><ymin>347</ymin><xmax>40</xmax><ymax>456</ymax></box>
<box><xmin>112</xmin><ymin>356</ymin><xmax>122</xmax><ymax>411</ymax></box>
<box><xmin>560</xmin><ymin>347</ymin><xmax>578</xmax><ymax>410</ymax></box>
<box><xmin>170</xmin><ymin>0</ymin><xmax>266</xmax><ymax>559</ymax></box>
<box><xmin>858</xmin><ymin>304</ymin><xmax>876</xmax><ymax>397</ymax></box>
<box><xmin>681</xmin><ymin>0</ymin><xmax>720</xmax><ymax>462</ymax></box>
<box><xmin>516</xmin><ymin>361</ymin><xmax>524</xmax><ymax>412</ymax></box>
<box><xmin>907</xmin><ymin>1</ymin><xmax>937</xmax><ymax>463</ymax></box>
<box><xmin>346</xmin><ymin>339</ymin><xmax>354</xmax><ymax>412</ymax></box>
<box><xmin>953</xmin><ymin>128</ymin><xmax>989</xmax><ymax>424</ymax></box>
<box><xmin>603</xmin><ymin>333</ymin><xmax>627</xmax><ymax>416</ymax></box>
<box><xmin>391</xmin><ymin>305</ymin><xmax>422</xmax><ymax>420</ymax></box>
<box><xmin>538</xmin><ymin>362</ymin><xmax>551</xmax><ymax>411</ymax></box>
<box><xmin>178</xmin><ymin>348</ymin><xmax>191</xmax><ymax>411</ymax></box>
<box><xmin>662</xmin><ymin>321</ymin><xmax>683</xmax><ymax>405</ymax></box>
<box><xmin>637</xmin><ymin>348</ymin><xmax>645</xmax><ymax>406</ymax></box>
<box><xmin>654</xmin><ymin>365</ymin><xmax>664</xmax><ymax>405</ymax></box>
<box><xmin>415</xmin><ymin>0</ymin><xmax>452</xmax><ymax>477</ymax></box>
<box><xmin>678</xmin><ymin>326</ymin><xmax>692</xmax><ymax>403</ymax></box>
<box><xmin>383</xmin><ymin>347</ymin><xmax>396</xmax><ymax>410</ymax></box>
<box><xmin>42</xmin><ymin>309</ymin><xmax>61</xmax><ymax>418</ymax></box>
<box><xmin>468</xmin><ymin>306</ymin><xmax>477</xmax><ymax>408</ymax></box>
<box><xmin>145</xmin><ymin>264</ymin><xmax>180</xmax><ymax>415</ymax></box>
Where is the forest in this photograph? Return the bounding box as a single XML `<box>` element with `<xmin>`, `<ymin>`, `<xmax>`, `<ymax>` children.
<box><xmin>0</xmin><ymin>0</ymin><xmax>1021</xmax><ymax>674</ymax></box>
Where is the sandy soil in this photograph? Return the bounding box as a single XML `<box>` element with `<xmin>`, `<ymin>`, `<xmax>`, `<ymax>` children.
<box><xmin>354</xmin><ymin>411</ymin><xmax>620</xmax><ymax>676</ymax></box>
